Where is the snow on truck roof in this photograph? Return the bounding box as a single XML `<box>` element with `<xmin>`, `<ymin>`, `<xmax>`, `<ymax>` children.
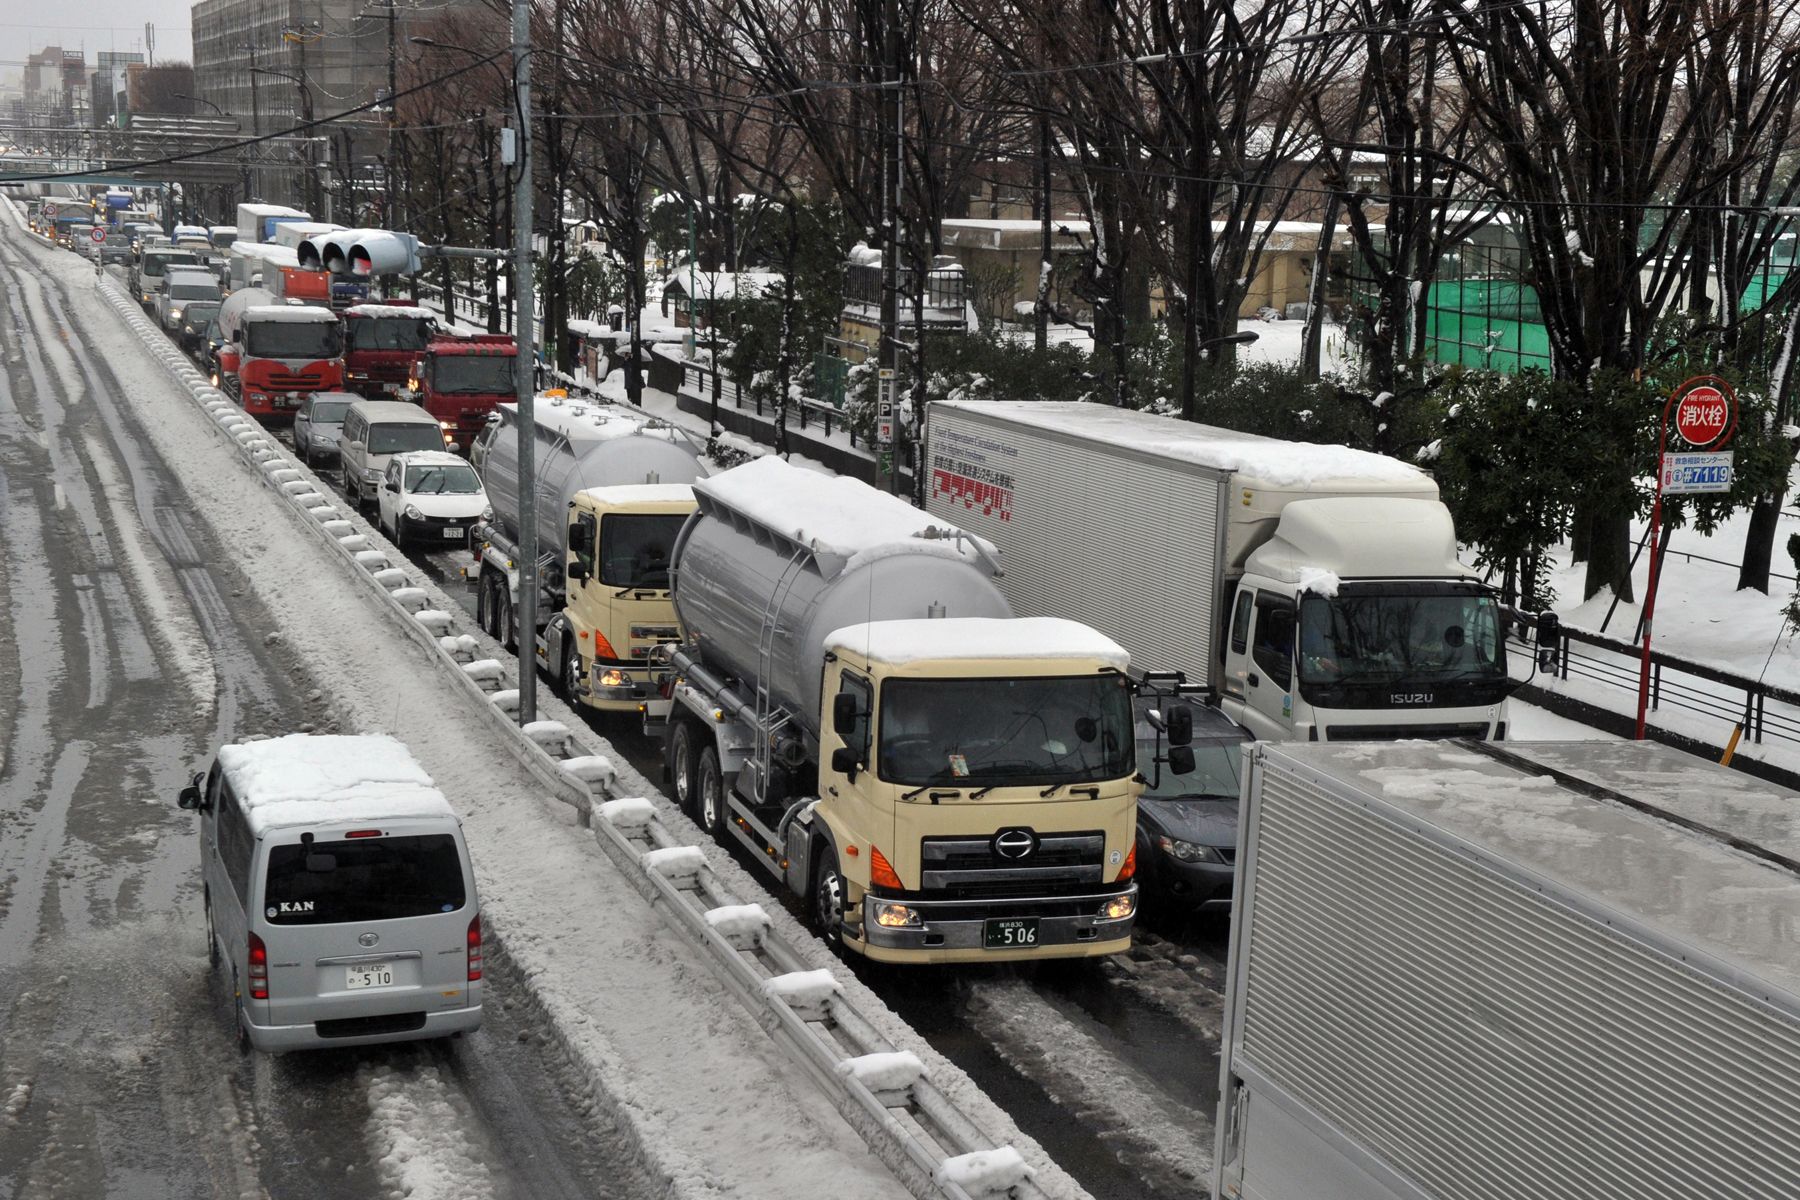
<box><xmin>243</xmin><ymin>304</ymin><xmax>339</xmax><ymax>323</ymax></box>
<box><xmin>695</xmin><ymin>456</ymin><xmax>994</xmax><ymax>569</ymax></box>
<box><xmin>933</xmin><ymin>400</ymin><xmax>1429</xmax><ymax>489</ymax></box>
<box><xmin>576</xmin><ymin>483</ymin><xmax>695</xmax><ymax>508</ymax></box>
<box><xmin>825</xmin><ymin>617</ymin><xmax>1129</xmax><ymax>669</ymax></box>
<box><xmin>217</xmin><ymin>734</ymin><xmax>457</xmax><ymax>836</ymax></box>
<box><xmin>497</xmin><ymin>398</ymin><xmax>684</xmax><ymax>446</ymax></box>
<box><xmin>344</xmin><ymin>304</ymin><xmax>435</xmax><ymax>319</ymax></box>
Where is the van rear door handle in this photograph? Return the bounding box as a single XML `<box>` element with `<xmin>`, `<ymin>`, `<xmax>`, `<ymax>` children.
<box><xmin>1247</xmin><ymin>673</ymin><xmax>1261</xmax><ymax>687</ymax></box>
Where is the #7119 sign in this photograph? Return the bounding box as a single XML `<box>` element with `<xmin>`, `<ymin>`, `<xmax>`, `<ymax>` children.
<box><xmin>1660</xmin><ymin>451</ymin><xmax>1734</xmax><ymax>494</ymax></box>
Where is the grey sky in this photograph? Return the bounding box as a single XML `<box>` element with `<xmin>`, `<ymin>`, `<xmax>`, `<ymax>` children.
<box><xmin>1</xmin><ymin>8</ymin><xmax>195</xmax><ymax>76</ymax></box>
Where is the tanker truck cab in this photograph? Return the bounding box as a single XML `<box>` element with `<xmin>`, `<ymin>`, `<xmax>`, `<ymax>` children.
<box><xmin>558</xmin><ymin>485</ymin><xmax>695</xmax><ymax>710</ymax></box>
<box><xmin>662</xmin><ymin>457</ymin><xmax>1146</xmax><ymax>966</ymax></box>
<box><xmin>1219</xmin><ymin>496</ymin><xmax>1517</xmax><ymax>742</ymax></box>
<box><xmin>807</xmin><ymin>619</ymin><xmax>1142</xmax><ymax>964</ymax></box>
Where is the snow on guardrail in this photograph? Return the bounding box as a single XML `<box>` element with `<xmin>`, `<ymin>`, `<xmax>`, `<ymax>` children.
<box><xmin>94</xmin><ymin>269</ymin><xmax>1065</xmax><ymax>1200</ymax></box>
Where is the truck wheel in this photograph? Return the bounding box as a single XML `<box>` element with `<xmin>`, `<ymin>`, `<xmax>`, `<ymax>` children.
<box><xmin>496</xmin><ymin>591</ymin><xmax>517</xmax><ymax>653</ymax></box>
<box><xmin>696</xmin><ymin>746</ymin><xmax>725</xmax><ymax>839</ymax></box>
<box><xmin>668</xmin><ymin>720</ymin><xmax>699</xmax><ymax>818</ymax></box>
<box><xmin>559</xmin><ymin>638</ymin><xmax>583</xmax><ymax>703</ymax></box>
<box><xmin>476</xmin><ymin>575</ymin><xmax>498</xmax><ymax>639</ymax></box>
<box><xmin>812</xmin><ymin>848</ymin><xmax>845</xmax><ymax>949</ymax></box>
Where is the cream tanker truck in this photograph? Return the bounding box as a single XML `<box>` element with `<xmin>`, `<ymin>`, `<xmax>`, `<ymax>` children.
<box><xmin>657</xmin><ymin>456</ymin><xmax>1185</xmax><ymax>965</ymax></box>
<box><xmin>471</xmin><ymin>394</ymin><xmax>710</xmax><ymax>710</ymax></box>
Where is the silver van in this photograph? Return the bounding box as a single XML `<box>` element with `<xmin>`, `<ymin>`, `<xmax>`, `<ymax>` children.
<box><xmin>178</xmin><ymin>733</ymin><xmax>483</xmax><ymax>1053</ymax></box>
<box><xmin>339</xmin><ymin>399</ymin><xmax>451</xmax><ymax>509</ymax></box>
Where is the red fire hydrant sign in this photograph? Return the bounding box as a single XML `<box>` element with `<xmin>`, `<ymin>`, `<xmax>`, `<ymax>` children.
<box><xmin>1637</xmin><ymin>375</ymin><xmax>1740</xmax><ymax>740</ymax></box>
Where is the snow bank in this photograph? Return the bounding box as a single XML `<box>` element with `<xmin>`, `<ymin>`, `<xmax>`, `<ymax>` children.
<box><xmin>762</xmin><ymin>969</ymin><xmax>842</xmax><ymax>1014</ymax></box>
<box><xmin>704</xmin><ymin>903</ymin><xmax>771</xmax><ymax>948</ymax></box>
<box><xmin>361</xmin><ymin>1062</ymin><xmax>502</xmax><ymax>1200</ymax></box>
<box><xmin>597</xmin><ymin>795</ymin><xmax>654</xmax><ymax>828</ymax></box>
<box><xmin>643</xmin><ymin>845</ymin><xmax>707</xmax><ymax>880</ymax></box>
<box><xmin>825</xmin><ymin>616</ymin><xmax>1130</xmax><ymax>669</ymax></box>
<box><xmin>836</xmin><ymin>1051</ymin><xmax>924</xmax><ymax>1093</ymax></box>
<box><xmin>935</xmin><ymin>1146</ymin><xmax>1033</xmax><ymax>1196</ymax></box>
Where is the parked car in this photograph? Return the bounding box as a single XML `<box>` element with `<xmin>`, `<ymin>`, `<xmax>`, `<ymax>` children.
<box><xmin>1132</xmin><ymin>698</ymin><xmax>1249</xmax><ymax>916</ymax></box>
<box><xmin>177</xmin><ymin>733</ymin><xmax>483</xmax><ymax>1053</ymax></box>
<box><xmin>292</xmin><ymin>392</ymin><xmax>358</xmax><ymax>467</ymax></box>
<box><xmin>376</xmin><ymin>450</ymin><xmax>492</xmax><ymax>547</ymax></box>
<box><xmin>178</xmin><ymin>300</ymin><xmax>223</xmax><ymax>351</ymax></box>
<box><xmin>338</xmin><ymin>399</ymin><xmax>453</xmax><ymax>509</ymax></box>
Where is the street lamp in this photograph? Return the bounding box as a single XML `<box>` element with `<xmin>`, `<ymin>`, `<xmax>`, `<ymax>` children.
<box><xmin>177</xmin><ymin>92</ymin><xmax>224</xmax><ymax>116</ymax></box>
<box><xmin>415</xmin><ymin>21</ymin><xmax>542</xmax><ymax>725</ymax></box>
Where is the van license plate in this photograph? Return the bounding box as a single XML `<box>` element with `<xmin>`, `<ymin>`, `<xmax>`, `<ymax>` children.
<box><xmin>345</xmin><ymin>963</ymin><xmax>395</xmax><ymax>989</ymax></box>
<box><xmin>442</xmin><ymin>527</ymin><xmax>463</xmax><ymax>540</ymax></box>
<box><xmin>984</xmin><ymin>918</ymin><xmax>1039</xmax><ymax>949</ymax></box>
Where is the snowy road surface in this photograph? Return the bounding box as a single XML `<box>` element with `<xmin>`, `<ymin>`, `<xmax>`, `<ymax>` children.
<box><xmin>0</xmin><ymin>215</ymin><xmax>662</xmax><ymax>1199</ymax></box>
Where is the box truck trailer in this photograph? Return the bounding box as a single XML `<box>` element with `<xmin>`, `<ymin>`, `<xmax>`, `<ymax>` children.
<box><xmin>658</xmin><ymin>456</ymin><xmax>1177</xmax><ymax>964</ymax></box>
<box><xmin>924</xmin><ymin>400</ymin><xmax>1521</xmax><ymax>742</ymax></box>
<box><xmin>1214</xmin><ymin>737</ymin><xmax>1800</xmax><ymax>1200</ymax></box>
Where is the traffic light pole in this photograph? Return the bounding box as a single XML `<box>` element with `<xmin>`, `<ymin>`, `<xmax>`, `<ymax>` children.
<box><xmin>512</xmin><ymin>0</ymin><xmax>539</xmax><ymax>726</ymax></box>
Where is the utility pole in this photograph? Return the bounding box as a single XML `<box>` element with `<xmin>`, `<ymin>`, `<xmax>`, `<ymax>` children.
<box><xmin>875</xmin><ymin>0</ymin><xmax>902</xmax><ymax>495</ymax></box>
<box><xmin>511</xmin><ymin>0</ymin><xmax>539</xmax><ymax>724</ymax></box>
<box><xmin>386</xmin><ymin>0</ymin><xmax>398</xmax><ymax>225</ymax></box>
<box><xmin>245</xmin><ymin>43</ymin><xmax>261</xmax><ymax>198</ymax></box>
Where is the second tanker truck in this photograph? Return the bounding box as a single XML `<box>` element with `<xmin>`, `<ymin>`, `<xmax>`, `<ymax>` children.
<box><xmin>657</xmin><ymin>455</ymin><xmax>1175</xmax><ymax>965</ymax></box>
<box><xmin>471</xmin><ymin>394</ymin><xmax>712</xmax><ymax>710</ymax></box>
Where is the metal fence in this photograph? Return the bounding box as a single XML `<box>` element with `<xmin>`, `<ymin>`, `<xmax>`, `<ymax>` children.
<box><xmin>1513</xmin><ymin>614</ymin><xmax>1800</xmax><ymax>751</ymax></box>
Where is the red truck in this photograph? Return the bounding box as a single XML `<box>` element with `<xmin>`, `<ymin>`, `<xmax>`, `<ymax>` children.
<box><xmin>341</xmin><ymin>304</ymin><xmax>438</xmax><ymax>399</ymax></box>
<box><xmin>216</xmin><ymin>288</ymin><xmax>345</xmax><ymax>422</ymax></box>
<box><xmin>402</xmin><ymin>334</ymin><xmax>519</xmax><ymax>452</ymax></box>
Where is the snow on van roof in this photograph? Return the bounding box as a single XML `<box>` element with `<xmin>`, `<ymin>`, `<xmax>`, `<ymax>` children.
<box><xmin>244</xmin><ymin>304</ymin><xmax>339</xmax><ymax>323</ymax></box>
<box><xmin>344</xmin><ymin>304</ymin><xmax>436</xmax><ymax>319</ymax></box>
<box><xmin>934</xmin><ymin>400</ymin><xmax>1428</xmax><ymax>488</ymax></box>
<box><xmin>218</xmin><ymin>734</ymin><xmax>456</xmax><ymax>835</ymax></box>
<box><xmin>695</xmin><ymin>456</ymin><xmax>993</xmax><ymax>565</ymax></box>
<box><xmin>576</xmin><ymin>483</ymin><xmax>695</xmax><ymax>507</ymax></box>
<box><xmin>825</xmin><ymin>617</ymin><xmax>1129</xmax><ymax>668</ymax></box>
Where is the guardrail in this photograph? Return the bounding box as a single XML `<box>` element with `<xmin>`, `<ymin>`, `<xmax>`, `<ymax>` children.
<box><xmin>96</xmin><ymin>267</ymin><xmax>1057</xmax><ymax>1200</ymax></box>
<box><xmin>1511</xmin><ymin>612</ymin><xmax>1800</xmax><ymax>756</ymax></box>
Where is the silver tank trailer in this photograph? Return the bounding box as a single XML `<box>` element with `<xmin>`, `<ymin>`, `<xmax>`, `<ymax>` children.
<box><xmin>477</xmin><ymin>399</ymin><xmax>708</xmax><ymax>554</ymax></box>
<box><xmin>217</xmin><ymin>286</ymin><xmax>278</xmax><ymax>343</ymax></box>
<box><xmin>672</xmin><ymin>464</ymin><xmax>1011</xmax><ymax>744</ymax></box>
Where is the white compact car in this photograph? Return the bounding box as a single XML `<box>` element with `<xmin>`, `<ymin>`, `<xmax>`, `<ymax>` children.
<box><xmin>376</xmin><ymin>450</ymin><xmax>492</xmax><ymax>548</ymax></box>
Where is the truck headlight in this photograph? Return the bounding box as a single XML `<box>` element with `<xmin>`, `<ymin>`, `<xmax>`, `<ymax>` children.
<box><xmin>1099</xmin><ymin>894</ymin><xmax>1136</xmax><ymax>921</ymax></box>
<box><xmin>362</xmin><ymin>468</ymin><xmax>383</xmax><ymax>484</ymax></box>
<box><xmin>403</xmin><ymin>504</ymin><xmax>423</xmax><ymax>520</ymax></box>
<box><xmin>598</xmin><ymin>668</ymin><xmax>629</xmax><ymax>688</ymax></box>
<box><xmin>874</xmin><ymin>903</ymin><xmax>922</xmax><ymax>929</ymax></box>
<box><xmin>1157</xmin><ymin>835</ymin><xmax>1226</xmax><ymax>864</ymax></box>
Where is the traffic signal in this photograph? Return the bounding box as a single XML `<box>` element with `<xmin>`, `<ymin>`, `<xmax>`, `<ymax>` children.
<box><xmin>296</xmin><ymin>229</ymin><xmax>420</xmax><ymax>276</ymax></box>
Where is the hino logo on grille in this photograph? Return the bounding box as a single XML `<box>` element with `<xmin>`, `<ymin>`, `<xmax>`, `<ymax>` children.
<box><xmin>993</xmin><ymin>828</ymin><xmax>1038</xmax><ymax>860</ymax></box>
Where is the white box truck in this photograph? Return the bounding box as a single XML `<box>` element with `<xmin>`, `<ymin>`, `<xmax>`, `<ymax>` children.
<box><xmin>1213</xmin><ymin>738</ymin><xmax>1800</xmax><ymax>1200</ymax></box>
<box><xmin>925</xmin><ymin>401</ymin><xmax>1521</xmax><ymax>741</ymax></box>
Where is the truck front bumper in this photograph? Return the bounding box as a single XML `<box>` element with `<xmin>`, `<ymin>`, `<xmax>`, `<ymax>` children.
<box><xmin>587</xmin><ymin>662</ymin><xmax>663</xmax><ymax>712</ymax></box>
<box><xmin>852</xmin><ymin>886</ymin><xmax>1137</xmax><ymax>964</ymax></box>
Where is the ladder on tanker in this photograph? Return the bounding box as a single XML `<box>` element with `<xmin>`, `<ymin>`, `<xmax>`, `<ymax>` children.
<box><xmin>749</xmin><ymin>546</ymin><xmax>809</xmax><ymax>808</ymax></box>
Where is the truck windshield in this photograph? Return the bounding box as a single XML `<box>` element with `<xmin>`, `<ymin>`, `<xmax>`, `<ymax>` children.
<box><xmin>405</xmin><ymin>463</ymin><xmax>482</xmax><ymax>494</ymax></box>
<box><xmin>878</xmin><ymin>674</ymin><xmax>1134</xmax><ymax>787</ymax></box>
<box><xmin>262</xmin><ymin>833</ymin><xmax>466</xmax><ymax>925</ymax></box>
<box><xmin>1297</xmin><ymin>584</ymin><xmax>1506</xmax><ymax>689</ymax></box>
<box><xmin>170</xmin><ymin>282</ymin><xmax>219</xmax><ymax>300</ymax></box>
<box><xmin>433</xmin><ymin>354</ymin><xmax>516</xmax><ymax>394</ymax></box>
<box><xmin>599</xmin><ymin>513</ymin><xmax>686</xmax><ymax>588</ymax></box>
<box><xmin>369</xmin><ymin>423</ymin><xmax>446</xmax><ymax>455</ymax></box>
<box><xmin>245</xmin><ymin>321</ymin><xmax>343</xmax><ymax>359</ymax></box>
<box><xmin>144</xmin><ymin>254</ymin><xmax>199</xmax><ymax>278</ymax></box>
<box><xmin>348</xmin><ymin>318</ymin><xmax>434</xmax><ymax>352</ymax></box>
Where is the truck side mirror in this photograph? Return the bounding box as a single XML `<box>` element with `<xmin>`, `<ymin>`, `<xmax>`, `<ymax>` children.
<box><xmin>830</xmin><ymin>746</ymin><xmax>860</xmax><ymax>780</ymax></box>
<box><xmin>832</xmin><ymin>692</ymin><xmax>863</xmax><ymax>738</ymax></box>
<box><xmin>1166</xmin><ymin>703</ymin><xmax>1194</xmax><ymax>747</ymax></box>
<box><xmin>567</xmin><ymin>561</ymin><xmax>589</xmax><ymax>582</ymax></box>
<box><xmin>1167</xmin><ymin>745</ymin><xmax>1197</xmax><ymax>776</ymax></box>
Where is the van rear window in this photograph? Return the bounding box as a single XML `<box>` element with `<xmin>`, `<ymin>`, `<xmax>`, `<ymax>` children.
<box><xmin>263</xmin><ymin>834</ymin><xmax>466</xmax><ymax>924</ymax></box>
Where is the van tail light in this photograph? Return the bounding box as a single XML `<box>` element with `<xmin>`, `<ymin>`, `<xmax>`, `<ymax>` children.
<box><xmin>467</xmin><ymin>914</ymin><xmax>483</xmax><ymax>981</ymax></box>
<box><xmin>248</xmin><ymin>932</ymin><xmax>269</xmax><ymax>999</ymax></box>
